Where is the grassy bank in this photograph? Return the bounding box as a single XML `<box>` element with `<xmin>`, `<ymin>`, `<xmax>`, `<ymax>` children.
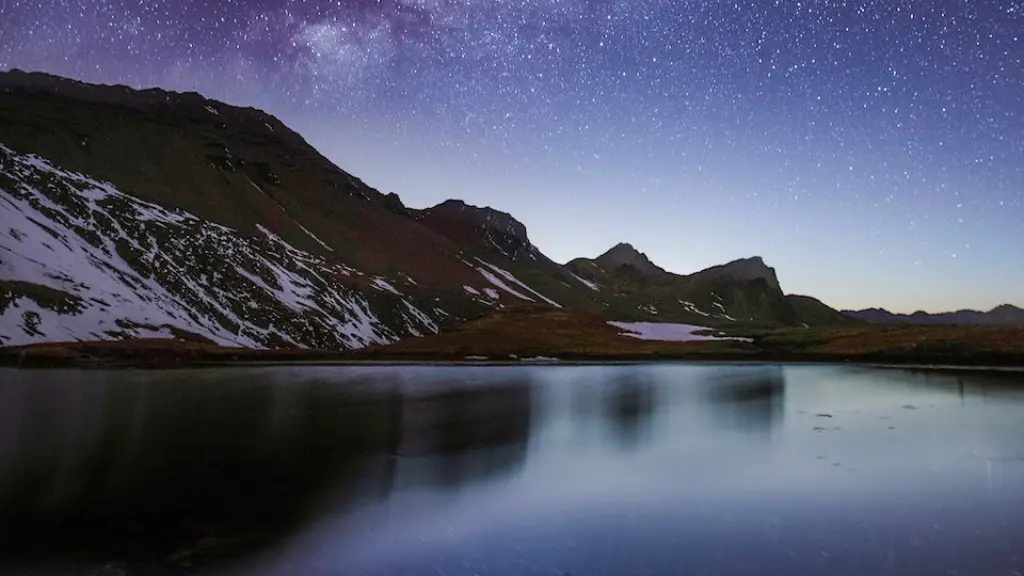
<box><xmin>3</xmin><ymin>308</ymin><xmax>1024</xmax><ymax>369</ymax></box>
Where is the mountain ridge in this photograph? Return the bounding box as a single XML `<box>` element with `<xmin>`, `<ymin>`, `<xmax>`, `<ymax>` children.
<box><xmin>592</xmin><ymin>242</ymin><xmax>668</xmax><ymax>277</ymax></box>
<box><xmin>843</xmin><ymin>304</ymin><xmax>1024</xmax><ymax>326</ymax></box>
<box><xmin>1</xmin><ymin>70</ymin><xmax>854</xmax><ymax>349</ymax></box>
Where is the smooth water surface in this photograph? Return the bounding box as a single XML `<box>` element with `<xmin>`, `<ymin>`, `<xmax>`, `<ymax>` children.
<box><xmin>2</xmin><ymin>364</ymin><xmax>1024</xmax><ymax>575</ymax></box>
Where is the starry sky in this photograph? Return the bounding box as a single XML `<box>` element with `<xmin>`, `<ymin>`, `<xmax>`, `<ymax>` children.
<box><xmin>2</xmin><ymin>0</ymin><xmax>1022</xmax><ymax>312</ymax></box>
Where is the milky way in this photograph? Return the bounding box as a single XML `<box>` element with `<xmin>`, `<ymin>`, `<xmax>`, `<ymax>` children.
<box><xmin>2</xmin><ymin>0</ymin><xmax>1022</xmax><ymax>311</ymax></box>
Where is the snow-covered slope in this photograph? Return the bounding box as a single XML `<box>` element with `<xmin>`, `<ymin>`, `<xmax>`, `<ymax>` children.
<box><xmin>0</xmin><ymin>144</ymin><xmax>443</xmax><ymax>348</ymax></box>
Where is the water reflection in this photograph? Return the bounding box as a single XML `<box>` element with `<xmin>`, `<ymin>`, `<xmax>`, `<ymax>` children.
<box><xmin>1</xmin><ymin>364</ymin><xmax>1023</xmax><ymax>576</ymax></box>
<box><xmin>601</xmin><ymin>374</ymin><xmax>657</xmax><ymax>448</ymax></box>
<box><xmin>378</xmin><ymin>378</ymin><xmax>533</xmax><ymax>493</ymax></box>
<box><xmin>0</xmin><ymin>369</ymin><xmax>534</xmax><ymax>571</ymax></box>
<box><xmin>703</xmin><ymin>365</ymin><xmax>786</xmax><ymax>435</ymax></box>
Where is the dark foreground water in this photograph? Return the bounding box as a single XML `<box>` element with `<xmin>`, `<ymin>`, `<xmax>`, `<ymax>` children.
<box><xmin>2</xmin><ymin>365</ymin><xmax>1024</xmax><ymax>575</ymax></box>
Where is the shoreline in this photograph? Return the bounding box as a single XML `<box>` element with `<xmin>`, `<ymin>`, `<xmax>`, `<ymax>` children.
<box><xmin>170</xmin><ymin>361</ymin><xmax>1024</xmax><ymax>373</ymax></box>
<box><xmin>4</xmin><ymin>351</ymin><xmax>1024</xmax><ymax>372</ymax></box>
<box><xmin>4</xmin><ymin>336</ymin><xmax>1024</xmax><ymax>372</ymax></box>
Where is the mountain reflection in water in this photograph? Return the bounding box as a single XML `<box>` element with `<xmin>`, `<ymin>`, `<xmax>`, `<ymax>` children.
<box><xmin>0</xmin><ymin>368</ymin><xmax>534</xmax><ymax>571</ymax></box>
<box><xmin>1</xmin><ymin>364</ymin><xmax>1024</xmax><ymax>575</ymax></box>
<box><xmin>703</xmin><ymin>365</ymin><xmax>786</xmax><ymax>435</ymax></box>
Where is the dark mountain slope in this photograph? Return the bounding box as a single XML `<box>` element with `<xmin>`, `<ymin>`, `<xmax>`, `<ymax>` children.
<box><xmin>1</xmin><ymin>70</ymin><xmax>851</xmax><ymax>349</ymax></box>
<box><xmin>413</xmin><ymin>199</ymin><xmax>603</xmax><ymax>310</ymax></box>
<box><xmin>566</xmin><ymin>250</ymin><xmax>852</xmax><ymax>328</ymax></box>
<box><xmin>0</xmin><ymin>69</ymin><xmax>476</xmax><ymax>288</ymax></box>
<box><xmin>0</xmin><ymin>71</ymin><xmax>586</xmax><ymax>347</ymax></box>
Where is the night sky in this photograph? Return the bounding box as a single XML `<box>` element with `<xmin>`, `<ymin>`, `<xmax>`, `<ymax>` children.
<box><xmin>2</xmin><ymin>0</ymin><xmax>1022</xmax><ymax>312</ymax></box>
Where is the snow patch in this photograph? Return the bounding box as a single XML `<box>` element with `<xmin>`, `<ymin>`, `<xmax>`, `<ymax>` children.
<box><xmin>474</xmin><ymin>268</ymin><xmax>535</xmax><ymax>302</ymax></box>
<box><xmin>297</xmin><ymin>222</ymin><xmax>334</xmax><ymax>252</ymax></box>
<box><xmin>487</xmin><ymin>236</ymin><xmax>512</xmax><ymax>259</ymax></box>
<box><xmin>371</xmin><ymin>277</ymin><xmax>402</xmax><ymax>295</ymax></box>
<box><xmin>244</xmin><ymin>175</ymin><xmax>333</xmax><ymax>253</ymax></box>
<box><xmin>205</xmin><ymin>105</ymin><xmax>219</xmax><ymax>115</ymax></box>
<box><xmin>400</xmin><ymin>299</ymin><xmax>439</xmax><ymax>337</ymax></box>
<box><xmin>474</xmin><ymin>258</ymin><xmax>561</xmax><ymax>307</ymax></box>
<box><xmin>569</xmin><ymin>271</ymin><xmax>599</xmax><ymax>291</ymax></box>
<box><xmin>463</xmin><ymin>285</ymin><xmax>481</xmax><ymax>296</ymax></box>
<box><xmin>608</xmin><ymin>321</ymin><xmax>753</xmax><ymax>342</ymax></box>
<box><xmin>639</xmin><ymin>304</ymin><xmax>659</xmax><ymax>315</ymax></box>
<box><xmin>680</xmin><ymin>301</ymin><xmax>711</xmax><ymax>317</ymax></box>
<box><xmin>521</xmin><ymin>356</ymin><xmax>561</xmax><ymax>363</ymax></box>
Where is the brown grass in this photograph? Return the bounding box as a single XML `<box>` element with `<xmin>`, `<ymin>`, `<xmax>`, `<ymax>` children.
<box><xmin>358</xmin><ymin>305</ymin><xmax>756</xmax><ymax>359</ymax></box>
<box><xmin>0</xmin><ymin>338</ymin><xmax>347</xmax><ymax>368</ymax></box>
<box><xmin>5</xmin><ymin>310</ymin><xmax>1024</xmax><ymax>368</ymax></box>
<box><xmin>363</xmin><ymin>309</ymin><xmax>1024</xmax><ymax>364</ymax></box>
<box><xmin>808</xmin><ymin>325</ymin><xmax>1024</xmax><ymax>354</ymax></box>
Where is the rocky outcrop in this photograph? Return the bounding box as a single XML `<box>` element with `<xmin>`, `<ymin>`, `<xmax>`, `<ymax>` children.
<box><xmin>697</xmin><ymin>256</ymin><xmax>782</xmax><ymax>293</ymax></box>
<box><xmin>416</xmin><ymin>199</ymin><xmax>538</xmax><ymax>261</ymax></box>
<box><xmin>594</xmin><ymin>243</ymin><xmax>666</xmax><ymax>277</ymax></box>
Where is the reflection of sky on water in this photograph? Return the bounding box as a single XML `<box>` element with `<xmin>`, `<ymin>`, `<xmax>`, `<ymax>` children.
<box><xmin>233</xmin><ymin>365</ymin><xmax>1024</xmax><ymax>576</ymax></box>
<box><xmin>1</xmin><ymin>365</ymin><xmax>1024</xmax><ymax>575</ymax></box>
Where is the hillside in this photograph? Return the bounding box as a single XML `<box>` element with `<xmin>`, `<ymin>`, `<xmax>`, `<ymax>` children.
<box><xmin>359</xmin><ymin>309</ymin><xmax>1024</xmax><ymax>367</ymax></box>
<box><xmin>843</xmin><ymin>305</ymin><xmax>1024</xmax><ymax>326</ymax></box>
<box><xmin>5</xmin><ymin>309</ymin><xmax>1024</xmax><ymax>368</ymax></box>
<box><xmin>566</xmin><ymin>247</ymin><xmax>849</xmax><ymax>328</ymax></box>
<box><xmin>1</xmin><ymin>70</ymin><xmax>850</xmax><ymax>350</ymax></box>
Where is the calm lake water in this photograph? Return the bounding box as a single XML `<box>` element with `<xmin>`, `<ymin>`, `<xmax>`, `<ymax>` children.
<box><xmin>2</xmin><ymin>364</ymin><xmax>1024</xmax><ymax>575</ymax></box>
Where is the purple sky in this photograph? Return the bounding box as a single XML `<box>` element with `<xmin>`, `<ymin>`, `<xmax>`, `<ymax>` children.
<box><xmin>2</xmin><ymin>0</ymin><xmax>1022</xmax><ymax>312</ymax></box>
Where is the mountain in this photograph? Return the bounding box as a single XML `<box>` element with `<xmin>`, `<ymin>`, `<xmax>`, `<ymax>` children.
<box><xmin>415</xmin><ymin>199</ymin><xmax>537</xmax><ymax>261</ymax></box>
<box><xmin>843</xmin><ymin>304</ymin><xmax>1024</xmax><ymax>326</ymax></box>
<box><xmin>593</xmin><ymin>243</ymin><xmax>667</xmax><ymax>277</ymax></box>
<box><xmin>696</xmin><ymin>256</ymin><xmax>781</xmax><ymax>293</ymax></box>
<box><xmin>0</xmin><ymin>70</ymin><xmax>850</xmax><ymax>349</ymax></box>
<box><xmin>566</xmin><ymin>247</ymin><xmax>849</xmax><ymax>327</ymax></box>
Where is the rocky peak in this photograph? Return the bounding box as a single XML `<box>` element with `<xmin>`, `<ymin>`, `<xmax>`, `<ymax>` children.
<box><xmin>416</xmin><ymin>199</ymin><xmax>536</xmax><ymax>260</ymax></box>
<box><xmin>424</xmin><ymin>200</ymin><xmax>530</xmax><ymax>243</ymax></box>
<box><xmin>380</xmin><ymin>192</ymin><xmax>408</xmax><ymax>216</ymax></box>
<box><xmin>595</xmin><ymin>242</ymin><xmax>666</xmax><ymax>276</ymax></box>
<box><xmin>989</xmin><ymin>304</ymin><xmax>1024</xmax><ymax>322</ymax></box>
<box><xmin>703</xmin><ymin>256</ymin><xmax>782</xmax><ymax>293</ymax></box>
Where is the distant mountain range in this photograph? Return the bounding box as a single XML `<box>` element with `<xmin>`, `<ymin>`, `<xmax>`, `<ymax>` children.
<box><xmin>842</xmin><ymin>305</ymin><xmax>1024</xmax><ymax>326</ymax></box>
<box><xmin>0</xmin><ymin>69</ymin><xmax>896</xmax><ymax>349</ymax></box>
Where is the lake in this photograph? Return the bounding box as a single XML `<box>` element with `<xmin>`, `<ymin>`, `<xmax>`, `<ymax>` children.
<box><xmin>2</xmin><ymin>364</ymin><xmax>1024</xmax><ymax>575</ymax></box>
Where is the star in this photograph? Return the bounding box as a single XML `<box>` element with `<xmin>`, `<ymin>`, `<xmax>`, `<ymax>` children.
<box><xmin>1</xmin><ymin>0</ymin><xmax>1022</xmax><ymax>311</ymax></box>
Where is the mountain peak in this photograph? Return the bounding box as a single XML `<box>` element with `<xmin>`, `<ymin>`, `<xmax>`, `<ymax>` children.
<box><xmin>416</xmin><ymin>199</ymin><xmax>535</xmax><ymax>260</ymax></box>
<box><xmin>421</xmin><ymin>199</ymin><xmax>529</xmax><ymax>243</ymax></box>
<box><xmin>595</xmin><ymin>242</ymin><xmax>666</xmax><ymax>276</ymax></box>
<box><xmin>701</xmin><ymin>256</ymin><xmax>782</xmax><ymax>293</ymax></box>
